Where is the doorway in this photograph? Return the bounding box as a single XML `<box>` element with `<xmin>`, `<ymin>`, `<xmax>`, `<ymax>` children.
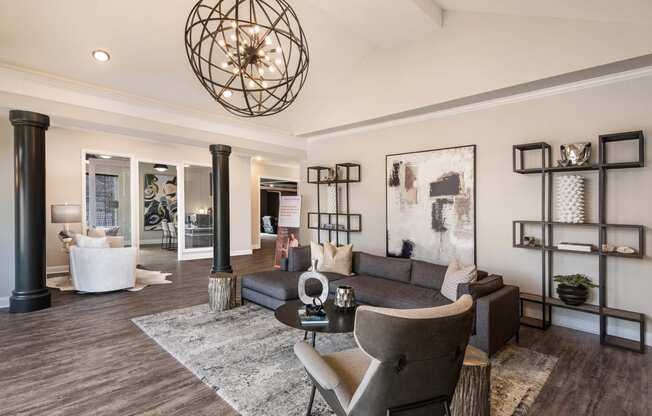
<box><xmin>138</xmin><ymin>162</ymin><xmax>178</xmax><ymax>260</ymax></box>
<box><xmin>259</xmin><ymin>178</ymin><xmax>297</xmax><ymax>244</ymax></box>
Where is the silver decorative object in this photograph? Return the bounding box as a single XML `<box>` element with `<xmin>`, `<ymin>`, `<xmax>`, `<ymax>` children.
<box><xmin>334</xmin><ymin>285</ymin><xmax>355</xmax><ymax>309</ymax></box>
<box><xmin>558</xmin><ymin>142</ymin><xmax>591</xmax><ymax>167</ymax></box>
<box><xmin>615</xmin><ymin>246</ymin><xmax>635</xmax><ymax>254</ymax></box>
<box><xmin>298</xmin><ymin>265</ymin><xmax>329</xmax><ymax>306</ymax></box>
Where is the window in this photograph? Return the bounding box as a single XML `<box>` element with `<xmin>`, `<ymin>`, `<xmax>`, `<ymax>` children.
<box><xmin>86</xmin><ymin>173</ymin><xmax>119</xmax><ymax>227</ymax></box>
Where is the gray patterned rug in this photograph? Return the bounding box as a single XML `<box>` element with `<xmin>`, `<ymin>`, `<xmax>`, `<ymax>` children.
<box><xmin>132</xmin><ymin>303</ymin><xmax>557</xmax><ymax>416</ymax></box>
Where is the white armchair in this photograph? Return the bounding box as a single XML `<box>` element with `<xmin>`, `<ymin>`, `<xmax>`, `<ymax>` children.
<box><xmin>69</xmin><ymin>245</ymin><xmax>138</xmax><ymax>292</ymax></box>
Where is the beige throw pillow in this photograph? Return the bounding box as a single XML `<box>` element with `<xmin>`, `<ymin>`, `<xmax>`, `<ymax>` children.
<box><xmin>321</xmin><ymin>241</ymin><xmax>353</xmax><ymax>276</ymax></box>
<box><xmin>441</xmin><ymin>259</ymin><xmax>477</xmax><ymax>301</ymax></box>
<box><xmin>87</xmin><ymin>227</ymin><xmax>106</xmax><ymax>238</ymax></box>
<box><xmin>310</xmin><ymin>241</ymin><xmax>354</xmax><ymax>276</ymax></box>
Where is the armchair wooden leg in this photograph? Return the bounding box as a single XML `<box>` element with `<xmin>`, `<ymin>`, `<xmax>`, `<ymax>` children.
<box><xmin>305</xmin><ymin>384</ymin><xmax>316</xmax><ymax>416</ymax></box>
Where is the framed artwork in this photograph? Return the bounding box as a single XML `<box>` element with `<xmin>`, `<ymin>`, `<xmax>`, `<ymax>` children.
<box><xmin>143</xmin><ymin>174</ymin><xmax>178</xmax><ymax>231</ymax></box>
<box><xmin>386</xmin><ymin>145</ymin><xmax>476</xmax><ymax>265</ymax></box>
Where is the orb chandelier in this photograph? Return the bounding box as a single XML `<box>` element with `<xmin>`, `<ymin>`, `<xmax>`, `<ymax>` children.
<box><xmin>185</xmin><ymin>0</ymin><xmax>309</xmax><ymax>117</ymax></box>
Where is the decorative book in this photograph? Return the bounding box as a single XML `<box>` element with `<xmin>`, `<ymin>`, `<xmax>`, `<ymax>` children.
<box><xmin>557</xmin><ymin>242</ymin><xmax>594</xmax><ymax>252</ymax></box>
<box><xmin>298</xmin><ymin>308</ymin><xmax>329</xmax><ymax>326</ymax></box>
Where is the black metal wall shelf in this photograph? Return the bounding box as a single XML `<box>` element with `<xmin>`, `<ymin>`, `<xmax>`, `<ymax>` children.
<box><xmin>307</xmin><ymin>163</ymin><xmax>362</xmax><ymax>245</ymax></box>
<box><xmin>512</xmin><ymin>130</ymin><xmax>647</xmax><ymax>353</ymax></box>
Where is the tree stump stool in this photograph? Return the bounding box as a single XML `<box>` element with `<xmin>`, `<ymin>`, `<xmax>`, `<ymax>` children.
<box><xmin>208</xmin><ymin>272</ymin><xmax>236</xmax><ymax>312</ymax></box>
<box><xmin>451</xmin><ymin>345</ymin><xmax>491</xmax><ymax>416</ymax></box>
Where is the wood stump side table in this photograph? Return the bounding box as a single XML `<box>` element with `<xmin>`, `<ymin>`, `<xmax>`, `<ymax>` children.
<box><xmin>208</xmin><ymin>272</ymin><xmax>236</xmax><ymax>312</ymax></box>
<box><xmin>451</xmin><ymin>345</ymin><xmax>491</xmax><ymax>416</ymax></box>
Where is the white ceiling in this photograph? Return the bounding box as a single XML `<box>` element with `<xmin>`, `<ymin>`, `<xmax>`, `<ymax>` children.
<box><xmin>1</xmin><ymin>0</ymin><xmax>652</xmax><ymax>141</ymax></box>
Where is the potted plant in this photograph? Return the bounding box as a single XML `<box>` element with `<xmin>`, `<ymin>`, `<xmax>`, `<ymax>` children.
<box><xmin>553</xmin><ymin>274</ymin><xmax>598</xmax><ymax>306</ymax></box>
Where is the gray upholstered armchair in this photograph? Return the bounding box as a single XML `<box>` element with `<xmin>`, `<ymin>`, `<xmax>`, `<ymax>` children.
<box><xmin>294</xmin><ymin>295</ymin><xmax>475</xmax><ymax>416</ymax></box>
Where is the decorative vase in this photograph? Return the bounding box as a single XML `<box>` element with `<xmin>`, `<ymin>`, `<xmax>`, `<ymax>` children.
<box><xmin>327</xmin><ymin>184</ymin><xmax>341</xmax><ymax>213</ymax></box>
<box><xmin>556</xmin><ymin>175</ymin><xmax>585</xmax><ymax>223</ymax></box>
<box><xmin>556</xmin><ymin>284</ymin><xmax>588</xmax><ymax>306</ymax></box>
<box><xmin>334</xmin><ymin>285</ymin><xmax>356</xmax><ymax>310</ymax></box>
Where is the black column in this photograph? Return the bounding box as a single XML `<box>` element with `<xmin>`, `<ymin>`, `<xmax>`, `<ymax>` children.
<box><xmin>210</xmin><ymin>144</ymin><xmax>232</xmax><ymax>274</ymax></box>
<box><xmin>9</xmin><ymin>110</ymin><xmax>51</xmax><ymax>313</ymax></box>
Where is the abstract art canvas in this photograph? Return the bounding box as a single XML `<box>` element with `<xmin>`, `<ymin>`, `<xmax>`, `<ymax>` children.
<box><xmin>386</xmin><ymin>145</ymin><xmax>476</xmax><ymax>265</ymax></box>
<box><xmin>143</xmin><ymin>174</ymin><xmax>178</xmax><ymax>231</ymax></box>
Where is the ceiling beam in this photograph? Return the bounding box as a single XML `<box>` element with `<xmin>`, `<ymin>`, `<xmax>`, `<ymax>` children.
<box><xmin>410</xmin><ymin>0</ymin><xmax>443</xmax><ymax>28</ymax></box>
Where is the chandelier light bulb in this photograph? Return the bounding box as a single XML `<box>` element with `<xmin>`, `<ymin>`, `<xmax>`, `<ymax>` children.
<box><xmin>218</xmin><ymin>39</ymin><xmax>226</xmax><ymax>47</ymax></box>
<box><xmin>221</xmin><ymin>62</ymin><xmax>228</xmax><ymax>68</ymax></box>
<box><xmin>265</xmin><ymin>36</ymin><xmax>273</xmax><ymax>45</ymax></box>
<box><xmin>274</xmin><ymin>58</ymin><xmax>283</xmax><ymax>66</ymax></box>
<box><xmin>230</xmin><ymin>21</ymin><xmax>237</xmax><ymax>28</ymax></box>
<box><xmin>248</xmin><ymin>80</ymin><xmax>256</xmax><ymax>88</ymax></box>
<box><xmin>222</xmin><ymin>89</ymin><xmax>232</xmax><ymax>98</ymax></box>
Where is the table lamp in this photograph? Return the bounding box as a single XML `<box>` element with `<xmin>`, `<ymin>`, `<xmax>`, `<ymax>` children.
<box><xmin>51</xmin><ymin>204</ymin><xmax>82</xmax><ymax>237</ymax></box>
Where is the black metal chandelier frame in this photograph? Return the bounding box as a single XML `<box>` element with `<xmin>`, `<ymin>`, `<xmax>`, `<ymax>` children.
<box><xmin>185</xmin><ymin>0</ymin><xmax>309</xmax><ymax>117</ymax></box>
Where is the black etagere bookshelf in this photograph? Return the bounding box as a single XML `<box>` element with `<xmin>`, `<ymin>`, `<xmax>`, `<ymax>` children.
<box><xmin>307</xmin><ymin>163</ymin><xmax>361</xmax><ymax>245</ymax></box>
<box><xmin>513</xmin><ymin>131</ymin><xmax>646</xmax><ymax>353</ymax></box>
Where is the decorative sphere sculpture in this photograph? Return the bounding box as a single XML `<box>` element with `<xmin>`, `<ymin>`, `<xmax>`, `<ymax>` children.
<box><xmin>185</xmin><ymin>0</ymin><xmax>309</xmax><ymax>117</ymax></box>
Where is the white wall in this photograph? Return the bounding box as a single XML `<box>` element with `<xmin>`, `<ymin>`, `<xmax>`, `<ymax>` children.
<box><xmin>0</xmin><ymin>114</ymin><xmax>13</xmax><ymax>307</ymax></box>
<box><xmin>250</xmin><ymin>161</ymin><xmax>300</xmax><ymax>248</ymax></box>
<box><xmin>301</xmin><ymin>75</ymin><xmax>652</xmax><ymax>345</ymax></box>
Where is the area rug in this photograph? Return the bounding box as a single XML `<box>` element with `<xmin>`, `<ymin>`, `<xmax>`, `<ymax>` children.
<box><xmin>132</xmin><ymin>304</ymin><xmax>557</xmax><ymax>416</ymax></box>
<box><xmin>47</xmin><ymin>268</ymin><xmax>172</xmax><ymax>292</ymax></box>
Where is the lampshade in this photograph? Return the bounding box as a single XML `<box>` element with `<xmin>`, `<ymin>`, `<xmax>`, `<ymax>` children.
<box><xmin>51</xmin><ymin>204</ymin><xmax>82</xmax><ymax>224</ymax></box>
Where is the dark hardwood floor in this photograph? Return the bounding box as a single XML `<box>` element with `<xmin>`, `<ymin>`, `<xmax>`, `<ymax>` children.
<box><xmin>1</xmin><ymin>240</ymin><xmax>649</xmax><ymax>415</ymax></box>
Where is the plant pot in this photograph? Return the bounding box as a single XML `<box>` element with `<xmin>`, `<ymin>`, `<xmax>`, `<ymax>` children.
<box><xmin>556</xmin><ymin>284</ymin><xmax>588</xmax><ymax>306</ymax></box>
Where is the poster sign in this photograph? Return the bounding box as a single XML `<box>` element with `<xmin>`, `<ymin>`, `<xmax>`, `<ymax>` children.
<box><xmin>275</xmin><ymin>196</ymin><xmax>301</xmax><ymax>268</ymax></box>
<box><xmin>278</xmin><ymin>195</ymin><xmax>301</xmax><ymax>228</ymax></box>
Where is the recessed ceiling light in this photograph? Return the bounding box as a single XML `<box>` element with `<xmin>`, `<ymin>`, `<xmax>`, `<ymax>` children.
<box><xmin>98</xmin><ymin>154</ymin><xmax>112</xmax><ymax>159</ymax></box>
<box><xmin>154</xmin><ymin>163</ymin><xmax>169</xmax><ymax>172</ymax></box>
<box><xmin>92</xmin><ymin>49</ymin><xmax>111</xmax><ymax>62</ymax></box>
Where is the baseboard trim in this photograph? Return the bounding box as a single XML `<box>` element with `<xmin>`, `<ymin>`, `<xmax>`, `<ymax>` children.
<box><xmin>0</xmin><ymin>296</ymin><xmax>9</xmax><ymax>309</ymax></box>
<box><xmin>47</xmin><ymin>265</ymin><xmax>69</xmax><ymax>275</ymax></box>
<box><xmin>251</xmin><ymin>243</ymin><xmax>261</xmax><ymax>250</ymax></box>
<box><xmin>181</xmin><ymin>249</ymin><xmax>253</xmax><ymax>261</ymax></box>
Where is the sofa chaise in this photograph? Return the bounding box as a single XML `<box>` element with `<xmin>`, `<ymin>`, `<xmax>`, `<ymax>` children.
<box><xmin>241</xmin><ymin>246</ymin><xmax>520</xmax><ymax>355</ymax></box>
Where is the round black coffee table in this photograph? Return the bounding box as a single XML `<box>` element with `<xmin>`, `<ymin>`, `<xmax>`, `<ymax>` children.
<box><xmin>275</xmin><ymin>299</ymin><xmax>356</xmax><ymax>346</ymax></box>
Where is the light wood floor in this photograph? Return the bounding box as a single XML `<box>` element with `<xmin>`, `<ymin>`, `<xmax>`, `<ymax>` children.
<box><xmin>0</xmin><ymin>240</ymin><xmax>649</xmax><ymax>415</ymax></box>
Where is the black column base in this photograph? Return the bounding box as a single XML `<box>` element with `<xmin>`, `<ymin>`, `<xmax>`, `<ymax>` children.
<box><xmin>9</xmin><ymin>288</ymin><xmax>51</xmax><ymax>313</ymax></box>
<box><xmin>211</xmin><ymin>265</ymin><xmax>233</xmax><ymax>274</ymax></box>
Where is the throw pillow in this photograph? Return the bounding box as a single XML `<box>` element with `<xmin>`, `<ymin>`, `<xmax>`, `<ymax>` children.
<box><xmin>87</xmin><ymin>227</ymin><xmax>106</xmax><ymax>238</ymax></box>
<box><xmin>105</xmin><ymin>226</ymin><xmax>120</xmax><ymax>236</ymax></box>
<box><xmin>310</xmin><ymin>241</ymin><xmax>326</xmax><ymax>271</ymax></box>
<box><xmin>74</xmin><ymin>234</ymin><xmax>110</xmax><ymax>249</ymax></box>
<box><xmin>321</xmin><ymin>241</ymin><xmax>353</xmax><ymax>275</ymax></box>
<box><xmin>441</xmin><ymin>259</ymin><xmax>477</xmax><ymax>301</ymax></box>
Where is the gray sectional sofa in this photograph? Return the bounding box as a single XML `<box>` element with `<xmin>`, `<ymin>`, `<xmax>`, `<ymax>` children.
<box><xmin>241</xmin><ymin>246</ymin><xmax>520</xmax><ymax>355</ymax></box>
